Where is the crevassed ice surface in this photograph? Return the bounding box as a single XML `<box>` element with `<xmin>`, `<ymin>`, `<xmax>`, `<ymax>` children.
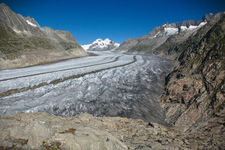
<box><xmin>0</xmin><ymin>51</ymin><xmax>172</xmax><ymax>125</ymax></box>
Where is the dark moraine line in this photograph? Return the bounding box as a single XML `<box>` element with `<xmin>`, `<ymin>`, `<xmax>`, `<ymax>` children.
<box><xmin>0</xmin><ymin>56</ymin><xmax>119</xmax><ymax>82</ymax></box>
<box><xmin>0</xmin><ymin>56</ymin><xmax>136</xmax><ymax>98</ymax></box>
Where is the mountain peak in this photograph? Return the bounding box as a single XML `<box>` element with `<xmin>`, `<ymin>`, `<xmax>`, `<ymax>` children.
<box><xmin>117</xmin><ymin>13</ymin><xmax>223</xmax><ymax>54</ymax></box>
<box><xmin>0</xmin><ymin>3</ymin><xmax>8</xmax><ymax>7</ymax></box>
<box><xmin>93</xmin><ymin>38</ymin><xmax>111</xmax><ymax>42</ymax></box>
<box><xmin>148</xmin><ymin>18</ymin><xmax>208</xmax><ymax>38</ymax></box>
<box><xmin>25</xmin><ymin>16</ymin><xmax>40</xmax><ymax>27</ymax></box>
<box><xmin>0</xmin><ymin>3</ymin><xmax>87</xmax><ymax>69</ymax></box>
<box><xmin>0</xmin><ymin>3</ymin><xmax>12</xmax><ymax>14</ymax></box>
<box><xmin>82</xmin><ymin>38</ymin><xmax>120</xmax><ymax>51</ymax></box>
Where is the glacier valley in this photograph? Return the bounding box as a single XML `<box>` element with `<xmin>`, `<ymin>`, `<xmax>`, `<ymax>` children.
<box><xmin>0</xmin><ymin>51</ymin><xmax>172</xmax><ymax>125</ymax></box>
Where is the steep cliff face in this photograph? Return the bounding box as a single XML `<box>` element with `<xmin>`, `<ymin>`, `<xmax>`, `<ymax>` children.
<box><xmin>158</xmin><ymin>13</ymin><xmax>225</xmax><ymax>139</ymax></box>
<box><xmin>0</xmin><ymin>3</ymin><xmax>87</xmax><ymax>69</ymax></box>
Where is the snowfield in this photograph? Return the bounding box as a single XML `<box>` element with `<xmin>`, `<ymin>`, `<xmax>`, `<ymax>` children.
<box><xmin>0</xmin><ymin>51</ymin><xmax>172</xmax><ymax>124</ymax></box>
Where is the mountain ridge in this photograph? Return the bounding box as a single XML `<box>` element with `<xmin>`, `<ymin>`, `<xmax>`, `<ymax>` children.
<box><xmin>0</xmin><ymin>3</ymin><xmax>87</xmax><ymax>69</ymax></box>
<box><xmin>116</xmin><ymin>12</ymin><xmax>220</xmax><ymax>56</ymax></box>
<box><xmin>158</xmin><ymin>12</ymin><xmax>225</xmax><ymax>132</ymax></box>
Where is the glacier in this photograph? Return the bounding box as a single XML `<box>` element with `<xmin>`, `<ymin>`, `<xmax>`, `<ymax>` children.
<box><xmin>0</xmin><ymin>51</ymin><xmax>172</xmax><ymax>125</ymax></box>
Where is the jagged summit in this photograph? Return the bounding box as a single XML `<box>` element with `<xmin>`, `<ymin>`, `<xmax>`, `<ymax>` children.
<box><xmin>148</xmin><ymin>13</ymin><xmax>217</xmax><ymax>38</ymax></box>
<box><xmin>148</xmin><ymin>19</ymin><xmax>207</xmax><ymax>37</ymax></box>
<box><xmin>82</xmin><ymin>38</ymin><xmax>120</xmax><ymax>51</ymax></box>
<box><xmin>116</xmin><ymin>12</ymin><xmax>224</xmax><ymax>54</ymax></box>
<box><xmin>0</xmin><ymin>3</ymin><xmax>39</xmax><ymax>28</ymax></box>
<box><xmin>25</xmin><ymin>16</ymin><xmax>40</xmax><ymax>27</ymax></box>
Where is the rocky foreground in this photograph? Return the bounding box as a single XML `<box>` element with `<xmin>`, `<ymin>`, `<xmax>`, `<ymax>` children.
<box><xmin>1</xmin><ymin>112</ymin><xmax>223</xmax><ymax>150</ymax></box>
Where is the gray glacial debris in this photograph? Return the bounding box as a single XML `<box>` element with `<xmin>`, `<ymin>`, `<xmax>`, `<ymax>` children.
<box><xmin>0</xmin><ymin>52</ymin><xmax>172</xmax><ymax>125</ymax></box>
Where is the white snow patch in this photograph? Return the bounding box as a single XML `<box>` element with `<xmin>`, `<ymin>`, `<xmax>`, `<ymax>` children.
<box><xmin>187</xmin><ymin>22</ymin><xmax>207</xmax><ymax>30</ymax></box>
<box><xmin>114</xmin><ymin>43</ymin><xmax>120</xmax><ymax>47</ymax></box>
<box><xmin>198</xmin><ymin>21</ymin><xmax>207</xmax><ymax>27</ymax></box>
<box><xmin>12</xmin><ymin>28</ymin><xmax>22</xmax><ymax>34</ymax></box>
<box><xmin>81</xmin><ymin>44</ymin><xmax>91</xmax><ymax>50</ymax></box>
<box><xmin>26</xmin><ymin>20</ymin><xmax>37</xmax><ymax>27</ymax></box>
<box><xmin>92</xmin><ymin>38</ymin><xmax>111</xmax><ymax>48</ymax></box>
<box><xmin>12</xmin><ymin>28</ymin><xmax>31</xmax><ymax>35</ymax></box>
<box><xmin>181</xmin><ymin>22</ymin><xmax>207</xmax><ymax>32</ymax></box>
<box><xmin>188</xmin><ymin>25</ymin><xmax>198</xmax><ymax>30</ymax></box>
<box><xmin>164</xmin><ymin>27</ymin><xmax>178</xmax><ymax>35</ymax></box>
<box><xmin>180</xmin><ymin>26</ymin><xmax>188</xmax><ymax>31</ymax></box>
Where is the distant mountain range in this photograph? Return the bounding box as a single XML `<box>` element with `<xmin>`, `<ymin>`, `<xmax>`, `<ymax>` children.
<box><xmin>0</xmin><ymin>3</ymin><xmax>86</xmax><ymax>69</ymax></box>
<box><xmin>82</xmin><ymin>38</ymin><xmax>120</xmax><ymax>51</ymax></box>
<box><xmin>116</xmin><ymin>13</ymin><xmax>218</xmax><ymax>57</ymax></box>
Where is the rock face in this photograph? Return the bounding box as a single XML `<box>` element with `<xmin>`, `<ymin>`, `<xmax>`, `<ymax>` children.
<box><xmin>116</xmin><ymin>11</ymin><xmax>225</xmax><ymax>149</ymax></box>
<box><xmin>158</xmin><ymin>12</ymin><xmax>225</xmax><ymax>147</ymax></box>
<box><xmin>81</xmin><ymin>38</ymin><xmax>120</xmax><ymax>51</ymax></box>
<box><xmin>116</xmin><ymin>13</ymin><xmax>215</xmax><ymax>55</ymax></box>
<box><xmin>0</xmin><ymin>3</ymin><xmax>87</xmax><ymax>69</ymax></box>
<box><xmin>0</xmin><ymin>112</ymin><xmax>220</xmax><ymax>150</ymax></box>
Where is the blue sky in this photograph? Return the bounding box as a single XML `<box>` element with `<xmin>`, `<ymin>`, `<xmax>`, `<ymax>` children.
<box><xmin>1</xmin><ymin>0</ymin><xmax>225</xmax><ymax>44</ymax></box>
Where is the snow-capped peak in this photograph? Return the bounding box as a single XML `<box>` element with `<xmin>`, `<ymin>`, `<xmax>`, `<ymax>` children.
<box><xmin>82</xmin><ymin>38</ymin><xmax>120</xmax><ymax>51</ymax></box>
<box><xmin>180</xmin><ymin>21</ymin><xmax>207</xmax><ymax>32</ymax></box>
<box><xmin>93</xmin><ymin>38</ymin><xmax>111</xmax><ymax>45</ymax></box>
<box><xmin>150</xmin><ymin>21</ymin><xmax>208</xmax><ymax>38</ymax></box>
<box><xmin>164</xmin><ymin>27</ymin><xmax>179</xmax><ymax>35</ymax></box>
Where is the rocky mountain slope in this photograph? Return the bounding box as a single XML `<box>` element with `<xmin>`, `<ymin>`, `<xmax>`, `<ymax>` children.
<box><xmin>153</xmin><ymin>12</ymin><xmax>225</xmax><ymax>60</ymax></box>
<box><xmin>0</xmin><ymin>3</ymin><xmax>87</xmax><ymax>69</ymax></box>
<box><xmin>159</xmin><ymin>12</ymin><xmax>225</xmax><ymax>135</ymax></box>
<box><xmin>82</xmin><ymin>38</ymin><xmax>120</xmax><ymax>51</ymax></box>
<box><xmin>116</xmin><ymin>13</ymin><xmax>215</xmax><ymax>55</ymax></box>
